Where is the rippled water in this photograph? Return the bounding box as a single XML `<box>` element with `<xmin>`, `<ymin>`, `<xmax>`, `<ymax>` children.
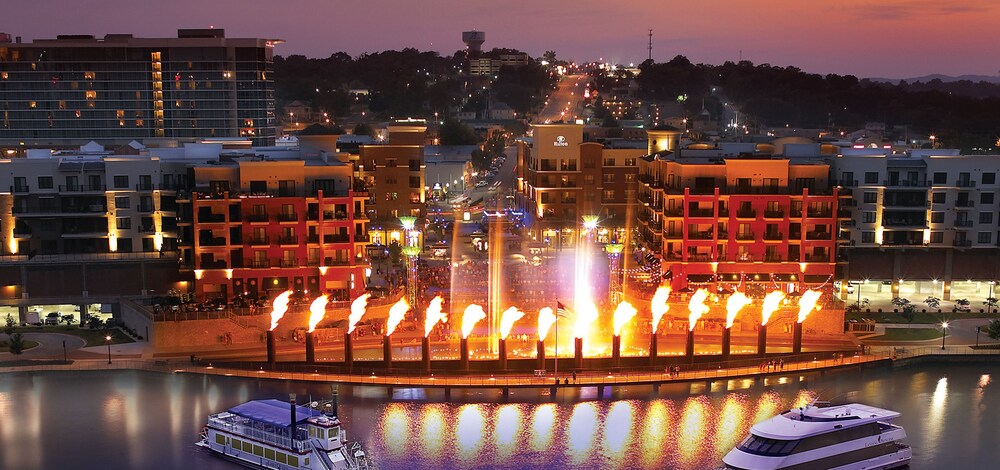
<box><xmin>1</xmin><ymin>364</ymin><xmax>999</xmax><ymax>469</ymax></box>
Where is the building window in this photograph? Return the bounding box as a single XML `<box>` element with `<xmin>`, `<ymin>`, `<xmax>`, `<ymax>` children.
<box><xmin>37</xmin><ymin>176</ymin><xmax>53</xmax><ymax>189</ymax></box>
<box><xmin>981</xmin><ymin>192</ymin><xmax>995</xmax><ymax>205</ymax></box>
<box><xmin>933</xmin><ymin>172</ymin><xmax>947</xmax><ymax>184</ymax></box>
<box><xmin>584</xmin><ymin>175</ymin><xmax>595</xmax><ymax>185</ymax></box>
<box><xmin>983</xmin><ymin>172</ymin><xmax>997</xmax><ymax>185</ymax></box>
<box><xmin>862</xmin><ymin>212</ymin><xmax>876</xmax><ymax>223</ymax></box>
<box><xmin>861</xmin><ymin>232</ymin><xmax>875</xmax><ymax>243</ymax></box>
<box><xmin>602</xmin><ymin>190</ymin><xmax>615</xmax><ymax>201</ymax></box>
<box><xmin>931</xmin><ymin>232</ymin><xmax>943</xmax><ymax>243</ymax></box>
<box><xmin>409</xmin><ymin>176</ymin><xmax>420</xmax><ymax>189</ymax></box>
<box><xmin>978</xmin><ymin>232</ymin><xmax>992</xmax><ymax>244</ymax></box>
<box><xmin>863</xmin><ymin>192</ymin><xmax>877</xmax><ymax>203</ymax></box>
<box><xmin>113</xmin><ymin>175</ymin><xmax>129</xmax><ymax>189</ymax></box>
<box><xmin>931</xmin><ymin>212</ymin><xmax>944</xmax><ymax>223</ymax></box>
<box><xmin>864</xmin><ymin>172</ymin><xmax>878</xmax><ymax>184</ymax></box>
<box><xmin>115</xmin><ymin>196</ymin><xmax>130</xmax><ymax>209</ymax></box>
<box><xmin>932</xmin><ymin>192</ymin><xmax>946</xmax><ymax>204</ymax></box>
<box><xmin>624</xmin><ymin>173</ymin><xmax>635</xmax><ymax>182</ymax></box>
<box><xmin>116</xmin><ymin>217</ymin><xmax>131</xmax><ymax>230</ymax></box>
<box><xmin>603</xmin><ymin>173</ymin><xmax>615</xmax><ymax>183</ymax></box>
<box><xmin>980</xmin><ymin>212</ymin><xmax>993</xmax><ymax>224</ymax></box>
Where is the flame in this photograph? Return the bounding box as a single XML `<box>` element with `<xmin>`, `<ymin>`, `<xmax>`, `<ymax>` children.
<box><xmin>385</xmin><ymin>297</ymin><xmax>409</xmax><ymax>336</ymax></box>
<box><xmin>268</xmin><ymin>290</ymin><xmax>293</xmax><ymax>331</ymax></box>
<box><xmin>724</xmin><ymin>292</ymin><xmax>751</xmax><ymax>329</ymax></box>
<box><xmin>761</xmin><ymin>291</ymin><xmax>785</xmax><ymax>326</ymax></box>
<box><xmin>797</xmin><ymin>290</ymin><xmax>822</xmax><ymax>323</ymax></box>
<box><xmin>347</xmin><ymin>293</ymin><xmax>370</xmax><ymax>334</ymax></box>
<box><xmin>612</xmin><ymin>301</ymin><xmax>637</xmax><ymax>336</ymax></box>
<box><xmin>423</xmin><ymin>296</ymin><xmax>447</xmax><ymax>337</ymax></box>
<box><xmin>650</xmin><ymin>286</ymin><xmax>671</xmax><ymax>333</ymax></box>
<box><xmin>573</xmin><ymin>301</ymin><xmax>599</xmax><ymax>339</ymax></box>
<box><xmin>461</xmin><ymin>304</ymin><xmax>486</xmax><ymax>339</ymax></box>
<box><xmin>500</xmin><ymin>306</ymin><xmax>525</xmax><ymax>340</ymax></box>
<box><xmin>537</xmin><ymin>307</ymin><xmax>556</xmax><ymax>341</ymax></box>
<box><xmin>687</xmin><ymin>288</ymin><xmax>710</xmax><ymax>331</ymax></box>
<box><xmin>307</xmin><ymin>295</ymin><xmax>329</xmax><ymax>333</ymax></box>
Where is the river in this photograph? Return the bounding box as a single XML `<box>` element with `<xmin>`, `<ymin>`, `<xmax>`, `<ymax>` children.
<box><xmin>0</xmin><ymin>362</ymin><xmax>997</xmax><ymax>469</ymax></box>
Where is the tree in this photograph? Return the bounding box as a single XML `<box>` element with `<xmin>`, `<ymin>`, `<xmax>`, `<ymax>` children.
<box><xmin>901</xmin><ymin>304</ymin><xmax>917</xmax><ymax>323</ymax></box>
<box><xmin>298</xmin><ymin>123</ymin><xmax>345</xmax><ymax>135</ymax></box>
<box><xmin>891</xmin><ymin>297</ymin><xmax>910</xmax><ymax>310</ymax></box>
<box><xmin>986</xmin><ymin>319</ymin><xmax>1000</xmax><ymax>340</ymax></box>
<box><xmin>438</xmin><ymin>119</ymin><xmax>480</xmax><ymax>145</ymax></box>
<box><xmin>984</xmin><ymin>297</ymin><xmax>998</xmax><ymax>311</ymax></box>
<box><xmin>352</xmin><ymin>122</ymin><xmax>374</xmax><ymax>137</ymax></box>
<box><xmin>7</xmin><ymin>332</ymin><xmax>25</xmax><ymax>355</ymax></box>
<box><xmin>924</xmin><ymin>297</ymin><xmax>942</xmax><ymax>310</ymax></box>
<box><xmin>3</xmin><ymin>314</ymin><xmax>15</xmax><ymax>336</ymax></box>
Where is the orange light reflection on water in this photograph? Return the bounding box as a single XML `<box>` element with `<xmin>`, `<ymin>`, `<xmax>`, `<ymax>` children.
<box><xmin>715</xmin><ymin>394</ymin><xmax>747</xmax><ymax>454</ymax></box>
<box><xmin>677</xmin><ymin>396</ymin><xmax>710</xmax><ymax>467</ymax></box>
<box><xmin>640</xmin><ymin>400</ymin><xmax>672</xmax><ymax>468</ymax></box>
<box><xmin>603</xmin><ymin>400</ymin><xmax>634</xmax><ymax>463</ymax></box>
<box><xmin>530</xmin><ymin>403</ymin><xmax>556</xmax><ymax>451</ymax></box>
<box><xmin>494</xmin><ymin>404</ymin><xmax>521</xmax><ymax>459</ymax></box>
<box><xmin>455</xmin><ymin>404</ymin><xmax>486</xmax><ymax>462</ymax></box>
<box><xmin>380</xmin><ymin>403</ymin><xmax>410</xmax><ymax>458</ymax></box>
<box><xmin>566</xmin><ymin>402</ymin><xmax>599</xmax><ymax>465</ymax></box>
<box><xmin>419</xmin><ymin>404</ymin><xmax>446</xmax><ymax>459</ymax></box>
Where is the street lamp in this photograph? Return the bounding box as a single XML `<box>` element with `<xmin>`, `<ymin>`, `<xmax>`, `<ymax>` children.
<box><xmin>941</xmin><ymin>322</ymin><xmax>949</xmax><ymax>350</ymax></box>
<box><xmin>105</xmin><ymin>334</ymin><xmax>113</xmax><ymax>364</ymax></box>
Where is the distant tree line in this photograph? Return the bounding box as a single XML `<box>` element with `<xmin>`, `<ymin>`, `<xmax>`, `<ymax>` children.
<box><xmin>626</xmin><ymin>56</ymin><xmax>1000</xmax><ymax>151</ymax></box>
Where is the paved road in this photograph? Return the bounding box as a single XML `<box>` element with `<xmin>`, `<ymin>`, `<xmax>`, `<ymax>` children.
<box><xmin>536</xmin><ymin>74</ymin><xmax>590</xmax><ymax>123</ymax></box>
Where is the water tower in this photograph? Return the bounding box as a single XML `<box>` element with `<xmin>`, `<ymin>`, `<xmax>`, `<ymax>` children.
<box><xmin>462</xmin><ymin>31</ymin><xmax>485</xmax><ymax>55</ymax></box>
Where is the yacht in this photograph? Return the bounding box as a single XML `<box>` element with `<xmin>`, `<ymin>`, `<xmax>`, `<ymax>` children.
<box><xmin>197</xmin><ymin>392</ymin><xmax>372</xmax><ymax>470</ymax></box>
<box><xmin>722</xmin><ymin>401</ymin><xmax>911</xmax><ymax>470</ymax></box>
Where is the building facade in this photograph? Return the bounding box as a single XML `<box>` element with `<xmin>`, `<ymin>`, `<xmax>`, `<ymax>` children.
<box><xmin>0</xmin><ymin>29</ymin><xmax>277</xmax><ymax>148</ymax></box>
<box><xmin>517</xmin><ymin>123</ymin><xmax>645</xmax><ymax>247</ymax></box>
<box><xmin>359</xmin><ymin>121</ymin><xmax>427</xmax><ymax>245</ymax></box>
<box><xmin>178</xmin><ymin>157</ymin><xmax>370</xmax><ymax>302</ymax></box>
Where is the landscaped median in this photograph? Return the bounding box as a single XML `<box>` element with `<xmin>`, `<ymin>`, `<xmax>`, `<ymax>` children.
<box><xmin>0</xmin><ymin>338</ymin><xmax>39</xmax><ymax>353</ymax></box>
<box><xmin>9</xmin><ymin>326</ymin><xmax>135</xmax><ymax>347</ymax></box>
<box><xmin>866</xmin><ymin>328</ymin><xmax>943</xmax><ymax>341</ymax></box>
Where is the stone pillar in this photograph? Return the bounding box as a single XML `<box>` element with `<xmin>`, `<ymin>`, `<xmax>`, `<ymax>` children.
<box><xmin>17</xmin><ymin>305</ymin><xmax>28</xmax><ymax>323</ymax></box>
<box><xmin>612</xmin><ymin>335</ymin><xmax>621</xmax><ymax>367</ymax></box>
<box><xmin>943</xmin><ymin>281</ymin><xmax>952</xmax><ymax>301</ymax></box>
<box><xmin>721</xmin><ymin>328</ymin><xmax>732</xmax><ymax>362</ymax></box>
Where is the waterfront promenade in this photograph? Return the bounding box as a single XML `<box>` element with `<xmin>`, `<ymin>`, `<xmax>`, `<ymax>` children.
<box><xmin>4</xmin><ymin>345</ymin><xmax>999</xmax><ymax>392</ymax></box>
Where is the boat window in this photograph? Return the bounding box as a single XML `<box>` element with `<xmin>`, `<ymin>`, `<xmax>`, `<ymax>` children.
<box><xmin>782</xmin><ymin>443</ymin><xmax>902</xmax><ymax>470</ymax></box>
<box><xmin>793</xmin><ymin>423</ymin><xmax>881</xmax><ymax>454</ymax></box>
<box><xmin>737</xmin><ymin>434</ymin><xmax>799</xmax><ymax>456</ymax></box>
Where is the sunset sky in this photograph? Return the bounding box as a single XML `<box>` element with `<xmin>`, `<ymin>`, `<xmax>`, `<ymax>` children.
<box><xmin>6</xmin><ymin>0</ymin><xmax>999</xmax><ymax>78</ymax></box>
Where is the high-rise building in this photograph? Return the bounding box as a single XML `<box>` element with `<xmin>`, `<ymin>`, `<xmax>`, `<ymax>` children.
<box><xmin>0</xmin><ymin>29</ymin><xmax>278</xmax><ymax>147</ymax></box>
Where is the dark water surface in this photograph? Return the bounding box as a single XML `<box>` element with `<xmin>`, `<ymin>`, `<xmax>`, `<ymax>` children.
<box><xmin>1</xmin><ymin>363</ymin><xmax>998</xmax><ymax>469</ymax></box>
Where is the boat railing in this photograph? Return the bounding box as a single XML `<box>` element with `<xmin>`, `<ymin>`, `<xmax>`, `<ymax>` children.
<box><xmin>208</xmin><ymin>416</ymin><xmax>307</xmax><ymax>452</ymax></box>
<box><xmin>345</xmin><ymin>441</ymin><xmax>375</xmax><ymax>470</ymax></box>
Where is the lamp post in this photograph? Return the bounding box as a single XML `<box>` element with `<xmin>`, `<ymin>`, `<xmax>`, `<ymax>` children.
<box><xmin>976</xmin><ymin>326</ymin><xmax>981</xmax><ymax>347</ymax></box>
<box><xmin>941</xmin><ymin>321</ymin><xmax>949</xmax><ymax>350</ymax></box>
<box><xmin>402</xmin><ymin>245</ymin><xmax>421</xmax><ymax>307</ymax></box>
<box><xmin>606</xmin><ymin>243</ymin><xmax>624</xmax><ymax>305</ymax></box>
<box><xmin>989</xmin><ymin>281</ymin><xmax>996</xmax><ymax>313</ymax></box>
<box><xmin>105</xmin><ymin>334</ymin><xmax>112</xmax><ymax>364</ymax></box>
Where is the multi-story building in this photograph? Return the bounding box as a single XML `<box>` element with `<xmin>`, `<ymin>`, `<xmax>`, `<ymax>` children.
<box><xmin>0</xmin><ymin>144</ymin><xmax>187</xmax><ymax>304</ymax></box>
<box><xmin>635</xmin><ymin>131</ymin><xmax>841</xmax><ymax>293</ymax></box>
<box><xmin>178</xmin><ymin>156</ymin><xmax>370</xmax><ymax>302</ymax></box>
<box><xmin>832</xmin><ymin>149</ymin><xmax>1000</xmax><ymax>300</ymax></box>
<box><xmin>516</xmin><ymin>123</ymin><xmax>645</xmax><ymax>247</ymax></box>
<box><xmin>359</xmin><ymin>121</ymin><xmax>426</xmax><ymax>245</ymax></box>
<box><xmin>0</xmin><ymin>29</ymin><xmax>277</xmax><ymax>148</ymax></box>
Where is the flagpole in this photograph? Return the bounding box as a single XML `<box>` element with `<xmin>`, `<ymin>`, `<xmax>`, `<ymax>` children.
<box><xmin>554</xmin><ymin>310</ymin><xmax>558</xmax><ymax>378</ymax></box>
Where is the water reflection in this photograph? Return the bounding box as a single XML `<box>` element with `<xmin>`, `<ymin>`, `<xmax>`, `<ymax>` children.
<box><xmin>602</xmin><ymin>400</ymin><xmax>634</xmax><ymax>463</ymax></box>
<box><xmin>924</xmin><ymin>377</ymin><xmax>948</xmax><ymax>454</ymax></box>
<box><xmin>676</xmin><ymin>396</ymin><xmax>710</xmax><ymax>467</ymax></box>
<box><xmin>639</xmin><ymin>400</ymin><xmax>671</xmax><ymax>469</ymax></box>
<box><xmin>493</xmin><ymin>404</ymin><xmax>520</xmax><ymax>459</ymax></box>
<box><xmin>380</xmin><ymin>403</ymin><xmax>410</xmax><ymax>458</ymax></box>
<box><xmin>529</xmin><ymin>403</ymin><xmax>556</xmax><ymax>451</ymax></box>
<box><xmin>566</xmin><ymin>402</ymin><xmax>599</xmax><ymax>465</ymax></box>
<box><xmin>419</xmin><ymin>404</ymin><xmax>446</xmax><ymax>459</ymax></box>
<box><xmin>715</xmin><ymin>394</ymin><xmax>746</xmax><ymax>454</ymax></box>
<box><xmin>455</xmin><ymin>404</ymin><xmax>486</xmax><ymax>462</ymax></box>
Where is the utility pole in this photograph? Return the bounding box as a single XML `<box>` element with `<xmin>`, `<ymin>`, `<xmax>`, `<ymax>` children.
<box><xmin>647</xmin><ymin>29</ymin><xmax>653</xmax><ymax>61</ymax></box>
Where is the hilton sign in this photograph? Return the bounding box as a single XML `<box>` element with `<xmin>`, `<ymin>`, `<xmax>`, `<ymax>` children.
<box><xmin>553</xmin><ymin>135</ymin><xmax>569</xmax><ymax>147</ymax></box>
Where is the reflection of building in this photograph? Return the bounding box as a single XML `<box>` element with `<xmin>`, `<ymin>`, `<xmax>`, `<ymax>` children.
<box><xmin>179</xmin><ymin>156</ymin><xmax>369</xmax><ymax>301</ymax></box>
<box><xmin>831</xmin><ymin>148</ymin><xmax>1000</xmax><ymax>300</ymax></box>
<box><xmin>516</xmin><ymin>123</ymin><xmax>645</xmax><ymax>247</ymax></box>
<box><xmin>635</xmin><ymin>133</ymin><xmax>840</xmax><ymax>293</ymax></box>
<box><xmin>359</xmin><ymin>121</ymin><xmax>427</xmax><ymax>245</ymax></box>
<box><xmin>0</xmin><ymin>29</ymin><xmax>278</xmax><ymax>147</ymax></box>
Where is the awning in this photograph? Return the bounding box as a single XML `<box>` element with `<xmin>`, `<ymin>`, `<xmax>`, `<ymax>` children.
<box><xmin>228</xmin><ymin>399</ymin><xmax>321</xmax><ymax>427</ymax></box>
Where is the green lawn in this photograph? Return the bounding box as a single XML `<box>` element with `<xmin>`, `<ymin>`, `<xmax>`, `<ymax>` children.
<box><xmin>12</xmin><ymin>326</ymin><xmax>135</xmax><ymax>347</ymax></box>
<box><xmin>869</xmin><ymin>328</ymin><xmax>943</xmax><ymax>341</ymax></box>
<box><xmin>846</xmin><ymin>310</ymin><xmax>987</xmax><ymax>324</ymax></box>
<box><xmin>0</xmin><ymin>340</ymin><xmax>39</xmax><ymax>353</ymax></box>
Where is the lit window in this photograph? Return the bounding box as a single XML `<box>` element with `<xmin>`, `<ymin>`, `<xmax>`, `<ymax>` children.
<box><xmin>29</xmin><ymin>101</ymin><xmax>36</xmax><ymax>108</ymax></box>
<box><xmin>85</xmin><ymin>90</ymin><xmax>96</xmax><ymax>100</ymax></box>
<box><xmin>1</xmin><ymin>72</ymin><xmax>7</xmax><ymax>80</ymax></box>
<box><xmin>75</xmin><ymin>110</ymin><xmax>82</xmax><ymax>118</ymax></box>
<box><xmin>83</xmin><ymin>71</ymin><xmax>95</xmax><ymax>80</ymax></box>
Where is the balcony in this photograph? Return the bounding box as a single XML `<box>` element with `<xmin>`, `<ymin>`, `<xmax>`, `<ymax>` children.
<box><xmin>325</xmin><ymin>257</ymin><xmax>351</xmax><ymax>266</ymax></box>
<box><xmin>249</xmin><ymin>236</ymin><xmax>270</xmax><ymax>246</ymax></box>
<box><xmin>883</xmin><ymin>179</ymin><xmax>929</xmax><ymax>188</ymax></box>
<box><xmin>247</xmin><ymin>213</ymin><xmax>269</xmax><ymax>223</ymax></box>
<box><xmin>806</xmin><ymin>232</ymin><xmax>832</xmax><ymax>240</ymax></box>
<box><xmin>689</xmin><ymin>231</ymin><xmax>715</xmax><ymax>240</ymax></box>
<box><xmin>688</xmin><ymin>208</ymin><xmax>714</xmax><ymax>218</ymax></box>
<box><xmin>649</xmin><ymin>220</ymin><xmax>663</xmax><ymax>232</ymax></box>
<box><xmin>10</xmin><ymin>185</ymin><xmax>29</xmax><ymax>194</ymax></box>
<box><xmin>198</xmin><ymin>213</ymin><xmax>226</xmax><ymax>223</ymax></box>
<box><xmin>278</xmin><ymin>213</ymin><xmax>298</xmax><ymax>222</ymax></box>
<box><xmin>307</xmin><ymin>211</ymin><xmax>319</xmax><ymax>221</ymax></box>
<box><xmin>764</xmin><ymin>254</ymin><xmax>783</xmax><ymax>262</ymax></box>
<box><xmin>200</xmin><ymin>260</ymin><xmax>228</xmax><ymax>269</ymax></box>
<box><xmin>62</xmin><ymin>204</ymin><xmax>107</xmax><ymax>214</ymax></box>
<box><xmin>306</xmin><ymin>234</ymin><xmax>320</xmax><ymax>244</ymax></box>
<box><xmin>956</xmin><ymin>180</ymin><xmax>976</xmax><ymax>188</ymax></box>
<box><xmin>764</xmin><ymin>209</ymin><xmax>784</xmax><ymax>218</ymax></box>
<box><xmin>806</xmin><ymin>209</ymin><xmax>833</xmax><ymax>218</ymax></box>
<box><xmin>736</xmin><ymin>233</ymin><xmax>755</xmax><ymax>241</ymax></box>
<box><xmin>954</xmin><ymin>239</ymin><xmax>972</xmax><ymax>247</ymax></box>
<box><xmin>955</xmin><ymin>200</ymin><xmax>975</xmax><ymax>208</ymax></box>
<box><xmin>279</xmin><ymin>258</ymin><xmax>299</xmax><ymax>268</ymax></box>
<box><xmin>306</xmin><ymin>258</ymin><xmax>321</xmax><ymax>267</ymax></box>
<box><xmin>836</xmin><ymin>179</ymin><xmax>858</xmax><ymax>187</ymax></box>
<box><xmin>665</xmin><ymin>230</ymin><xmax>682</xmax><ymax>239</ymax></box>
<box><xmin>804</xmin><ymin>253</ymin><xmax>830</xmax><ymax>262</ymax></box>
<box><xmin>59</xmin><ymin>184</ymin><xmax>106</xmax><ymax>193</ymax></box>
<box><xmin>763</xmin><ymin>232</ymin><xmax>784</xmax><ymax>241</ymax></box>
<box><xmin>278</xmin><ymin>235</ymin><xmax>298</xmax><ymax>245</ymax></box>
<box><xmin>324</xmin><ymin>234</ymin><xmax>351</xmax><ymax>244</ymax></box>
<box><xmin>199</xmin><ymin>237</ymin><xmax>227</xmax><ymax>246</ymax></box>
<box><xmin>354</xmin><ymin>233</ymin><xmax>371</xmax><ymax>243</ymax></box>
<box><xmin>248</xmin><ymin>259</ymin><xmax>270</xmax><ymax>268</ymax></box>
<box><xmin>138</xmin><ymin>204</ymin><xmax>155</xmax><ymax>213</ymax></box>
<box><xmin>736</xmin><ymin>209</ymin><xmax>756</xmax><ymax>219</ymax></box>
<box><xmin>955</xmin><ymin>220</ymin><xmax>974</xmax><ymax>227</ymax></box>
<box><xmin>687</xmin><ymin>254</ymin><xmax>713</xmax><ymax>262</ymax></box>
<box><xmin>665</xmin><ymin>208</ymin><xmax>683</xmax><ymax>217</ymax></box>
<box><xmin>135</xmin><ymin>183</ymin><xmax>155</xmax><ymax>192</ymax></box>
<box><xmin>840</xmin><ymin>219</ymin><xmax>856</xmax><ymax>227</ymax></box>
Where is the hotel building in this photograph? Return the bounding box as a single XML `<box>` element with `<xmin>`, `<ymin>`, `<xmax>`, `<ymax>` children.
<box><xmin>0</xmin><ymin>29</ymin><xmax>277</xmax><ymax>148</ymax></box>
<box><xmin>359</xmin><ymin>121</ymin><xmax>427</xmax><ymax>245</ymax></box>
<box><xmin>516</xmin><ymin>123</ymin><xmax>646</xmax><ymax>247</ymax></box>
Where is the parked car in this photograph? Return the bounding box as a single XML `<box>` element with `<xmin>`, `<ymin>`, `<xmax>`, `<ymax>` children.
<box><xmin>44</xmin><ymin>312</ymin><xmax>60</xmax><ymax>325</ymax></box>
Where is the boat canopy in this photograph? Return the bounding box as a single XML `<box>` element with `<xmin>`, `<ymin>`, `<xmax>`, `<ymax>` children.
<box><xmin>228</xmin><ymin>399</ymin><xmax>322</xmax><ymax>428</ymax></box>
